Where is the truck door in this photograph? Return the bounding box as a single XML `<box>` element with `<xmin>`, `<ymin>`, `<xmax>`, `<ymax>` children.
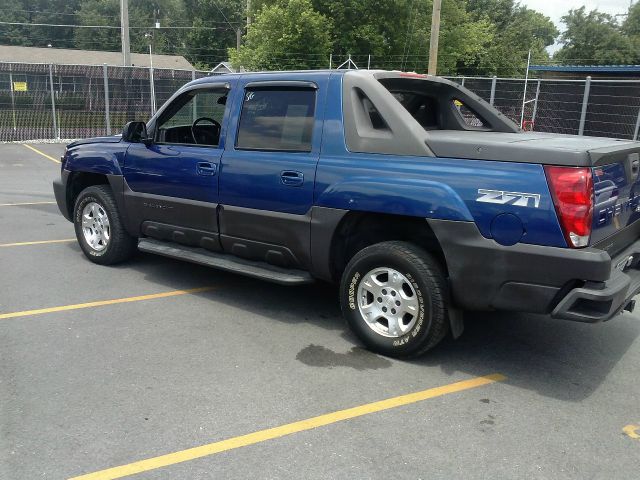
<box><xmin>123</xmin><ymin>85</ymin><xmax>231</xmax><ymax>249</ymax></box>
<box><xmin>218</xmin><ymin>79</ymin><xmax>326</xmax><ymax>269</ymax></box>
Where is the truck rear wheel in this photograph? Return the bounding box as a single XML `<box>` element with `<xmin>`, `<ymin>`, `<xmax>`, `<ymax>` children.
<box><xmin>340</xmin><ymin>241</ymin><xmax>449</xmax><ymax>358</ymax></box>
<box><xmin>73</xmin><ymin>185</ymin><xmax>136</xmax><ymax>265</ymax></box>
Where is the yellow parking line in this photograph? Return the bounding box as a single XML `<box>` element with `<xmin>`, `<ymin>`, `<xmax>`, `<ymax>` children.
<box><xmin>0</xmin><ymin>238</ymin><xmax>75</xmax><ymax>248</ymax></box>
<box><xmin>23</xmin><ymin>144</ymin><xmax>61</xmax><ymax>164</ymax></box>
<box><xmin>623</xmin><ymin>424</ymin><xmax>640</xmax><ymax>439</ymax></box>
<box><xmin>69</xmin><ymin>373</ymin><xmax>506</xmax><ymax>480</ymax></box>
<box><xmin>0</xmin><ymin>201</ymin><xmax>56</xmax><ymax>207</ymax></box>
<box><xmin>0</xmin><ymin>286</ymin><xmax>215</xmax><ymax>320</ymax></box>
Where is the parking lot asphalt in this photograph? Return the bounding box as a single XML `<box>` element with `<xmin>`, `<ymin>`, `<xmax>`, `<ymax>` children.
<box><xmin>1</xmin><ymin>143</ymin><xmax>639</xmax><ymax>479</ymax></box>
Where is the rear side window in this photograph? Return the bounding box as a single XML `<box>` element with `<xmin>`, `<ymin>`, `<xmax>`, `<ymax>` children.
<box><xmin>454</xmin><ymin>99</ymin><xmax>486</xmax><ymax>128</ymax></box>
<box><xmin>236</xmin><ymin>88</ymin><xmax>316</xmax><ymax>151</ymax></box>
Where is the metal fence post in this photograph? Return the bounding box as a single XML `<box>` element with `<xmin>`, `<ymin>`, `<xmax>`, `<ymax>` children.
<box><xmin>191</xmin><ymin>70</ymin><xmax>196</xmax><ymax>81</ymax></box>
<box><xmin>367</xmin><ymin>55</ymin><xmax>371</xmax><ymax>70</ymax></box>
<box><xmin>633</xmin><ymin>107</ymin><xmax>640</xmax><ymax>141</ymax></box>
<box><xmin>531</xmin><ymin>80</ymin><xmax>541</xmax><ymax>129</ymax></box>
<box><xmin>489</xmin><ymin>76</ymin><xmax>497</xmax><ymax>106</ymax></box>
<box><xmin>329</xmin><ymin>53</ymin><xmax>332</xmax><ymax>69</ymax></box>
<box><xmin>149</xmin><ymin>66</ymin><xmax>157</xmax><ymax>116</ymax></box>
<box><xmin>8</xmin><ymin>67</ymin><xmax>17</xmax><ymax>135</ymax></box>
<box><xmin>461</xmin><ymin>76</ymin><xmax>465</xmax><ymax>87</ymax></box>
<box><xmin>578</xmin><ymin>76</ymin><xmax>591</xmax><ymax>136</ymax></box>
<box><xmin>103</xmin><ymin>64</ymin><xmax>111</xmax><ymax>136</ymax></box>
<box><xmin>48</xmin><ymin>64</ymin><xmax>59</xmax><ymax>140</ymax></box>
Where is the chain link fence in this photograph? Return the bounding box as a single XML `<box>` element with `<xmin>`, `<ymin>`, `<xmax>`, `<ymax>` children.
<box><xmin>2</xmin><ymin>60</ymin><xmax>640</xmax><ymax>142</ymax></box>
<box><xmin>0</xmin><ymin>62</ymin><xmax>211</xmax><ymax>142</ymax></box>
<box><xmin>449</xmin><ymin>75</ymin><xmax>640</xmax><ymax>140</ymax></box>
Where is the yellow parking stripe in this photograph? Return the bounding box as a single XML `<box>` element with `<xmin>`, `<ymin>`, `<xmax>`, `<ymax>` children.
<box><xmin>23</xmin><ymin>144</ymin><xmax>61</xmax><ymax>164</ymax></box>
<box><xmin>69</xmin><ymin>373</ymin><xmax>506</xmax><ymax>480</ymax></box>
<box><xmin>0</xmin><ymin>238</ymin><xmax>75</xmax><ymax>248</ymax></box>
<box><xmin>623</xmin><ymin>424</ymin><xmax>640</xmax><ymax>439</ymax></box>
<box><xmin>0</xmin><ymin>286</ymin><xmax>215</xmax><ymax>320</ymax></box>
<box><xmin>0</xmin><ymin>201</ymin><xmax>56</xmax><ymax>207</ymax></box>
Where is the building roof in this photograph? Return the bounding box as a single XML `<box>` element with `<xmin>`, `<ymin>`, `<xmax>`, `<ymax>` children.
<box><xmin>530</xmin><ymin>64</ymin><xmax>640</xmax><ymax>74</ymax></box>
<box><xmin>0</xmin><ymin>45</ymin><xmax>194</xmax><ymax>70</ymax></box>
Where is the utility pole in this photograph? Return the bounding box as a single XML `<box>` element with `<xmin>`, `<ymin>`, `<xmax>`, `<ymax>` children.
<box><xmin>236</xmin><ymin>28</ymin><xmax>242</xmax><ymax>50</ymax></box>
<box><xmin>247</xmin><ymin>0</ymin><xmax>252</xmax><ymax>27</ymax></box>
<box><xmin>120</xmin><ymin>0</ymin><xmax>131</xmax><ymax>66</ymax></box>
<box><xmin>428</xmin><ymin>0</ymin><xmax>442</xmax><ymax>75</ymax></box>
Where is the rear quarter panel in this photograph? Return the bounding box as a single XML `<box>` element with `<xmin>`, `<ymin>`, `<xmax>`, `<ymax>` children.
<box><xmin>316</xmin><ymin>73</ymin><xmax>566</xmax><ymax>248</ymax></box>
<box><xmin>314</xmin><ymin>154</ymin><xmax>566</xmax><ymax>247</ymax></box>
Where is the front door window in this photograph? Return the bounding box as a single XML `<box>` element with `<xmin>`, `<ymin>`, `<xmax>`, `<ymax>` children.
<box><xmin>156</xmin><ymin>89</ymin><xmax>228</xmax><ymax>146</ymax></box>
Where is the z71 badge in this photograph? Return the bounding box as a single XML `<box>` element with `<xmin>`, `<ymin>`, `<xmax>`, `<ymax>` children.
<box><xmin>476</xmin><ymin>189</ymin><xmax>541</xmax><ymax>208</ymax></box>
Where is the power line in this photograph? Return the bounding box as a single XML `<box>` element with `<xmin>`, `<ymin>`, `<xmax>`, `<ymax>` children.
<box><xmin>0</xmin><ymin>21</ymin><xmax>232</xmax><ymax>30</ymax></box>
<box><xmin>208</xmin><ymin>0</ymin><xmax>237</xmax><ymax>31</ymax></box>
<box><xmin>0</xmin><ymin>8</ymin><xmax>108</xmax><ymax>17</ymax></box>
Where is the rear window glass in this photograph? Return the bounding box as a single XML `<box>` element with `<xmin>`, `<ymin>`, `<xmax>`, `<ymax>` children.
<box><xmin>236</xmin><ymin>89</ymin><xmax>316</xmax><ymax>151</ymax></box>
<box><xmin>389</xmin><ymin>91</ymin><xmax>439</xmax><ymax>129</ymax></box>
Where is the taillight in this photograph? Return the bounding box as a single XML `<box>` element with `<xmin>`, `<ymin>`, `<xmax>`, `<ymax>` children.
<box><xmin>544</xmin><ymin>166</ymin><xmax>593</xmax><ymax>248</ymax></box>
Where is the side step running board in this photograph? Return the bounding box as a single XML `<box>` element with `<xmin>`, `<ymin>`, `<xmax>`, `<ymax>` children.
<box><xmin>138</xmin><ymin>238</ymin><xmax>314</xmax><ymax>286</ymax></box>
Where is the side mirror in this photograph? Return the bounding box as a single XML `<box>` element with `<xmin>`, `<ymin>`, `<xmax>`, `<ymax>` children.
<box><xmin>122</xmin><ymin>121</ymin><xmax>152</xmax><ymax>145</ymax></box>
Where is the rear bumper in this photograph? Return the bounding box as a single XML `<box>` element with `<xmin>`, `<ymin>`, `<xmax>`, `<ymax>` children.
<box><xmin>53</xmin><ymin>169</ymin><xmax>72</xmax><ymax>222</ymax></box>
<box><xmin>551</xmin><ymin>243</ymin><xmax>640</xmax><ymax>322</ymax></box>
<box><xmin>429</xmin><ymin>219</ymin><xmax>640</xmax><ymax>323</ymax></box>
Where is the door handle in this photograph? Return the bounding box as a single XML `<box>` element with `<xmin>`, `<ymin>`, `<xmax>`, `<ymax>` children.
<box><xmin>280</xmin><ymin>170</ymin><xmax>304</xmax><ymax>187</ymax></box>
<box><xmin>197</xmin><ymin>162</ymin><xmax>217</xmax><ymax>176</ymax></box>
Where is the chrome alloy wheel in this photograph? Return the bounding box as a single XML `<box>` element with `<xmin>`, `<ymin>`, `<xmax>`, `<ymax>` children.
<box><xmin>357</xmin><ymin>267</ymin><xmax>420</xmax><ymax>338</ymax></box>
<box><xmin>81</xmin><ymin>201</ymin><xmax>110</xmax><ymax>252</ymax></box>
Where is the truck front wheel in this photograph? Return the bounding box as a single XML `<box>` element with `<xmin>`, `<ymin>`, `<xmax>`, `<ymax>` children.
<box><xmin>339</xmin><ymin>241</ymin><xmax>449</xmax><ymax>358</ymax></box>
<box><xmin>73</xmin><ymin>185</ymin><xmax>136</xmax><ymax>265</ymax></box>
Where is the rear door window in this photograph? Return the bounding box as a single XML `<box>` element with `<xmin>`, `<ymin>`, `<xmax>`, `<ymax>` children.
<box><xmin>236</xmin><ymin>88</ymin><xmax>316</xmax><ymax>152</ymax></box>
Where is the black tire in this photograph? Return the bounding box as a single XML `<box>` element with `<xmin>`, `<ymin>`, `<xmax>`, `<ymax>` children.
<box><xmin>339</xmin><ymin>241</ymin><xmax>449</xmax><ymax>358</ymax></box>
<box><xmin>73</xmin><ymin>185</ymin><xmax>137</xmax><ymax>265</ymax></box>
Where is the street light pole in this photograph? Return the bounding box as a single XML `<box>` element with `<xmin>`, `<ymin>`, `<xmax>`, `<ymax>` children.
<box><xmin>120</xmin><ymin>0</ymin><xmax>131</xmax><ymax>66</ymax></box>
<box><xmin>428</xmin><ymin>0</ymin><xmax>442</xmax><ymax>75</ymax></box>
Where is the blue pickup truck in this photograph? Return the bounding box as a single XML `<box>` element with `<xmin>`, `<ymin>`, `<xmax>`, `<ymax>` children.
<box><xmin>53</xmin><ymin>70</ymin><xmax>640</xmax><ymax>357</ymax></box>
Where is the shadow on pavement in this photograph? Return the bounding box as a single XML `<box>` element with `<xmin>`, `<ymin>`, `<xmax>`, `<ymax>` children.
<box><xmin>414</xmin><ymin>309</ymin><xmax>639</xmax><ymax>402</ymax></box>
<box><xmin>66</xmin><ymin>244</ymin><xmax>640</xmax><ymax>402</ymax></box>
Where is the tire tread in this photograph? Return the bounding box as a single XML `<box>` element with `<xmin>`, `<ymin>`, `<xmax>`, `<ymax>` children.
<box><xmin>74</xmin><ymin>185</ymin><xmax>136</xmax><ymax>265</ymax></box>
<box><xmin>341</xmin><ymin>240</ymin><xmax>449</xmax><ymax>358</ymax></box>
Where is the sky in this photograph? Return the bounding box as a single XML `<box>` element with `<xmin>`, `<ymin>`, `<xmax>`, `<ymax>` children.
<box><xmin>519</xmin><ymin>1</ymin><xmax>634</xmax><ymax>52</ymax></box>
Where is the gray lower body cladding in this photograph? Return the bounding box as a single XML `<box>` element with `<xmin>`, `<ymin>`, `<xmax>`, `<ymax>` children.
<box><xmin>429</xmin><ymin>219</ymin><xmax>639</xmax><ymax>322</ymax></box>
<box><xmin>53</xmin><ymin>171</ymin><xmax>71</xmax><ymax>221</ymax></box>
<box><xmin>54</xmin><ymin>169</ymin><xmax>637</xmax><ymax>322</ymax></box>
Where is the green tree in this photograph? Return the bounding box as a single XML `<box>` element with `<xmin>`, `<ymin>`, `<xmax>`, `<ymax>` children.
<box><xmin>183</xmin><ymin>0</ymin><xmax>244</xmax><ymax>69</ymax></box>
<box><xmin>466</xmin><ymin>1</ymin><xmax>558</xmax><ymax>76</ymax></box>
<box><xmin>248</xmin><ymin>0</ymin><xmax>496</xmax><ymax>73</ymax></box>
<box><xmin>436</xmin><ymin>0</ymin><xmax>495</xmax><ymax>74</ymax></box>
<box><xmin>623</xmin><ymin>2</ymin><xmax>640</xmax><ymax>37</ymax></box>
<box><xmin>74</xmin><ymin>0</ymin><xmax>121</xmax><ymax>52</ymax></box>
<box><xmin>555</xmin><ymin>7</ymin><xmax>634</xmax><ymax>65</ymax></box>
<box><xmin>229</xmin><ymin>0</ymin><xmax>332</xmax><ymax>71</ymax></box>
<box><xmin>0</xmin><ymin>0</ymin><xmax>81</xmax><ymax>48</ymax></box>
<box><xmin>75</xmin><ymin>0</ymin><xmax>189</xmax><ymax>56</ymax></box>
